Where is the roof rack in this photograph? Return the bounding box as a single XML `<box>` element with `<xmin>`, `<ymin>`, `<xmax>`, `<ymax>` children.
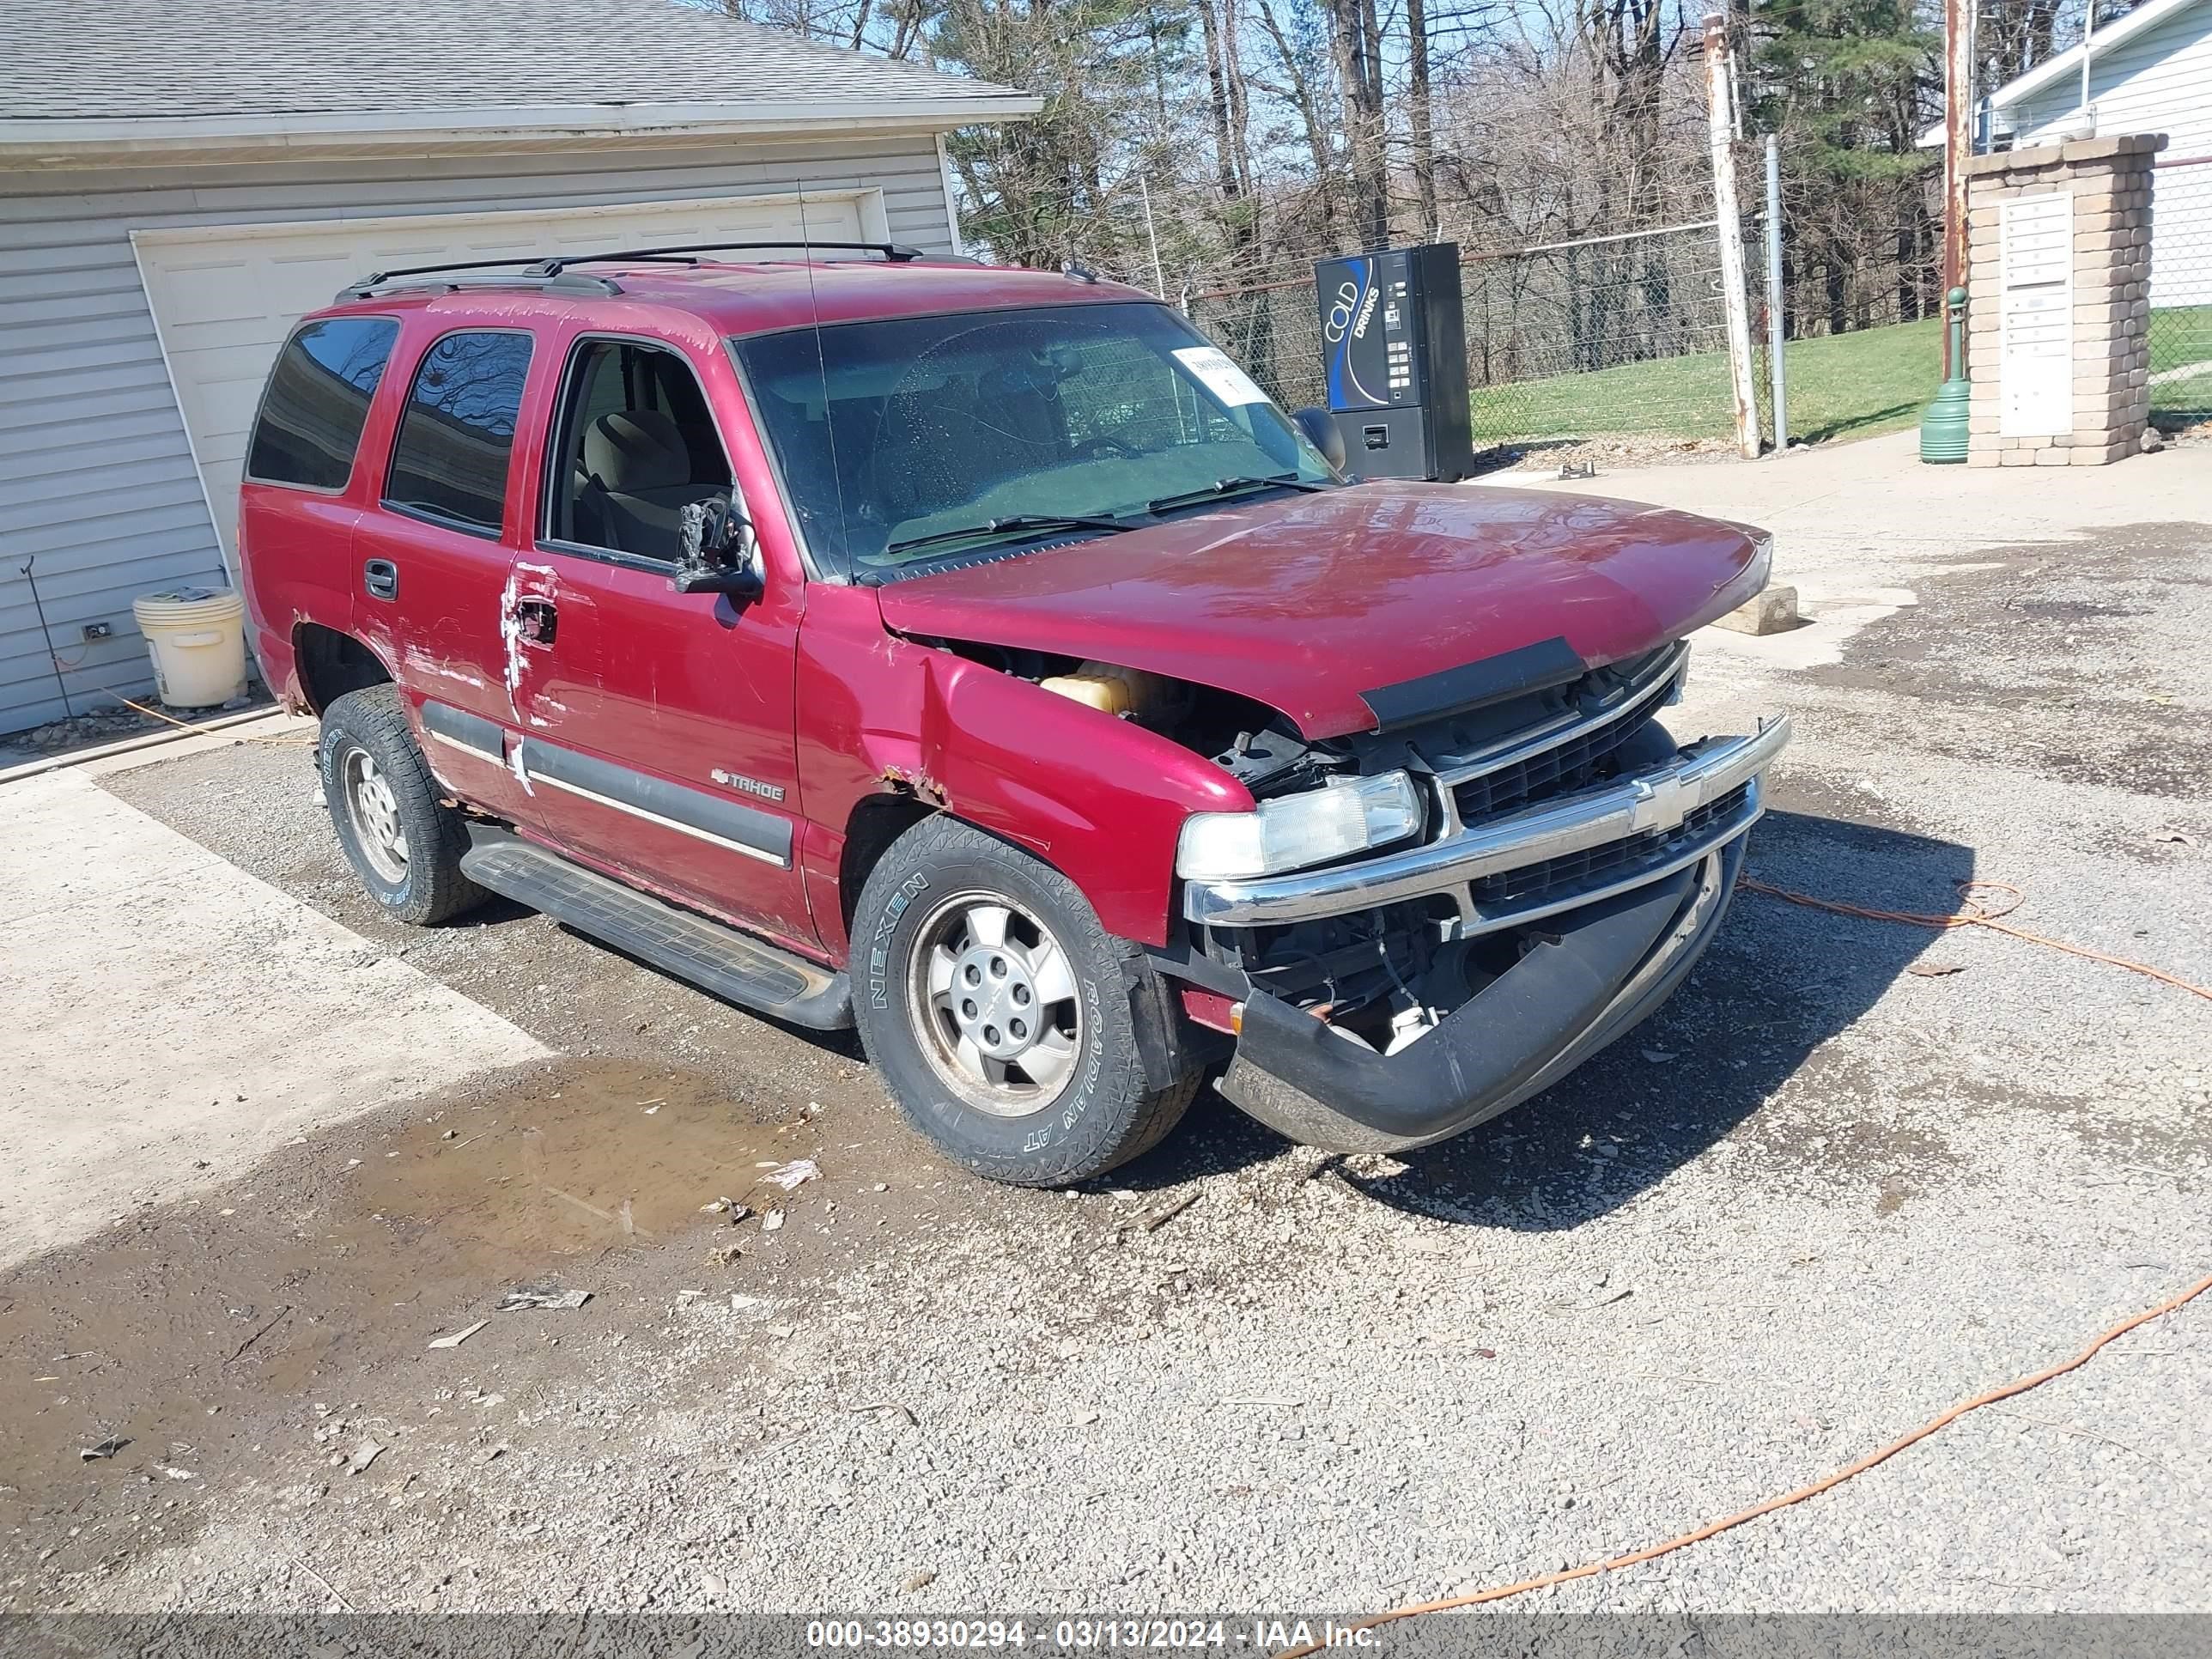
<box><xmin>336</xmin><ymin>240</ymin><xmax>932</xmax><ymax>301</ymax></box>
<box><xmin>336</xmin><ymin>262</ymin><xmax>625</xmax><ymax>302</ymax></box>
<box><xmin>527</xmin><ymin>240</ymin><xmax>928</xmax><ymax>275</ymax></box>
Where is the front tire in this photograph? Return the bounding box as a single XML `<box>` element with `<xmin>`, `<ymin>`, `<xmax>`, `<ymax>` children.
<box><xmin>851</xmin><ymin>816</ymin><xmax>1197</xmax><ymax>1187</ymax></box>
<box><xmin>317</xmin><ymin>685</ymin><xmax>486</xmax><ymax>927</ymax></box>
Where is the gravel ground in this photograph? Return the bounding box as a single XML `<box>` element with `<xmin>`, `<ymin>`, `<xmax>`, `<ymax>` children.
<box><xmin>7</xmin><ymin>511</ymin><xmax>2207</xmax><ymax>1620</ymax></box>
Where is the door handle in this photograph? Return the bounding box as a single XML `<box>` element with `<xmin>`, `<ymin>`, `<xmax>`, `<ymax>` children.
<box><xmin>514</xmin><ymin>599</ymin><xmax>558</xmax><ymax>646</ymax></box>
<box><xmin>362</xmin><ymin>558</ymin><xmax>399</xmax><ymax>601</ymax></box>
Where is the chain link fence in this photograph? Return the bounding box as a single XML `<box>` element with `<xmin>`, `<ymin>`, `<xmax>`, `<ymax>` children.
<box><xmin>1191</xmin><ymin>217</ymin><xmax>1760</xmax><ymax>456</ymax></box>
<box><xmin>2150</xmin><ymin>154</ymin><xmax>2212</xmax><ymax>427</ymax></box>
<box><xmin>1107</xmin><ymin>129</ymin><xmax>1972</xmax><ymax>461</ymax></box>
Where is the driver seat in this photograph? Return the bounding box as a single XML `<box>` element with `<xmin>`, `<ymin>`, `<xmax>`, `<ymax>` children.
<box><xmin>580</xmin><ymin>409</ymin><xmax>703</xmax><ymax>561</ymax></box>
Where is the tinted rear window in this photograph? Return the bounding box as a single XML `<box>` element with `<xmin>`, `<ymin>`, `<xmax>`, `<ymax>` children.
<box><xmin>385</xmin><ymin>331</ymin><xmax>534</xmax><ymax>534</ymax></box>
<box><xmin>246</xmin><ymin>317</ymin><xmax>399</xmax><ymax>489</ymax></box>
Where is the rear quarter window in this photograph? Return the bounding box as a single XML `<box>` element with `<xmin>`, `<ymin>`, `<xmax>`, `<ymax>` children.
<box><xmin>245</xmin><ymin>317</ymin><xmax>401</xmax><ymax>489</ymax></box>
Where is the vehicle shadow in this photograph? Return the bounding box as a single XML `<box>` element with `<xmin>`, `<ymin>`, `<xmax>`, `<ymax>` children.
<box><xmin>1118</xmin><ymin>807</ymin><xmax>1976</xmax><ymax>1228</ymax></box>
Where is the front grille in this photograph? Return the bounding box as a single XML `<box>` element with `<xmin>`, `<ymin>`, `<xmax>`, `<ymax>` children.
<box><xmin>1383</xmin><ymin>644</ymin><xmax>1684</xmax><ymax>828</ymax></box>
<box><xmin>1451</xmin><ymin>701</ymin><xmax>1660</xmax><ymax>821</ymax></box>
<box><xmin>1469</xmin><ymin>783</ymin><xmax>1751</xmax><ymax>909</ymax></box>
<box><xmin>1224</xmin><ymin>898</ymin><xmax>1441</xmax><ymax>1018</ymax></box>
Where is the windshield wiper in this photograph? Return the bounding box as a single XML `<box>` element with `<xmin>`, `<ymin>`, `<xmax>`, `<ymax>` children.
<box><xmin>885</xmin><ymin>514</ymin><xmax>1137</xmax><ymax>556</ymax></box>
<box><xmin>1146</xmin><ymin>473</ymin><xmax>1330</xmax><ymax>514</ymax></box>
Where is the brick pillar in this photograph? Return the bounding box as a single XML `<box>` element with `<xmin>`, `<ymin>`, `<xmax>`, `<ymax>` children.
<box><xmin>1965</xmin><ymin>134</ymin><xmax>2165</xmax><ymax>468</ymax></box>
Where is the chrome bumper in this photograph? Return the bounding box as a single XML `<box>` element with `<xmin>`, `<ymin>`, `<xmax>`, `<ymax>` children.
<box><xmin>1182</xmin><ymin>713</ymin><xmax>1792</xmax><ymax>934</ymax></box>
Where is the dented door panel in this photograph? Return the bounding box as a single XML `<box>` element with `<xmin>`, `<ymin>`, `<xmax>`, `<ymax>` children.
<box><xmin>351</xmin><ymin>314</ymin><xmax>546</xmax><ymax>823</ymax></box>
<box><xmin>502</xmin><ymin>550</ymin><xmax>815</xmax><ymax>949</ymax></box>
<box><xmin>359</xmin><ymin>507</ymin><xmax>541</xmax><ymax>824</ymax></box>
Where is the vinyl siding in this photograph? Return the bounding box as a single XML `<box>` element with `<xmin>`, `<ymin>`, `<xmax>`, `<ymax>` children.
<box><xmin>2005</xmin><ymin>5</ymin><xmax>2212</xmax><ymax>307</ymax></box>
<box><xmin>0</xmin><ymin>134</ymin><xmax>958</xmax><ymax>735</ymax></box>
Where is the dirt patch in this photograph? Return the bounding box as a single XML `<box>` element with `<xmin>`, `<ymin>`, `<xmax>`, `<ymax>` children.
<box><xmin>1765</xmin><ymin>769</ymin><xmax>1933</xmax><ymax>839</ymax></box>
<box><xmin>1735</xmin><ymin>1050</ymin><xmax>1966</xmax><ymax>1212</ymax></box>
<box><xmin>1488</xmin><ymin>433</ymin><xmax>1747</xmax><ymax>477</ymax></box>
<box><xmin>95</xmin><ymin>739</ymin><xmax>871</xmax><ymax>1108</ymax></box>
<box><xmin>1944</xmin><ymin>1073</ymin><xmax>2212</xmax><ymax>1168</ymax></box>
<box><xmin>0</xmin><ymin>1056</ymin><xmax>921</xmax><ymax>1586</ymax></box>
<box><xmin>1808</xmin><ymin>523</ymin><xmax>2212</xmax><ymax>802</ymax></box>
<box><xmin>0</xmin><ymin>695</ymin><xmax>278</xmax><ymax>769</ymax></box>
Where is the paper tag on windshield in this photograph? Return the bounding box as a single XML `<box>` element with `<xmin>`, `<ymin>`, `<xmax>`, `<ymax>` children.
<box><xmin>1172</xmin><ymin>345</ymin><xmax>1270</xmax><ymax>407</ymax></box>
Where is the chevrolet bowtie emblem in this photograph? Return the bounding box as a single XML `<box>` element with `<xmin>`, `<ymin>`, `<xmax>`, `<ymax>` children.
<box><xmin>1627</xmin><ymin>774</ymin><xmax>1687</xmax><ymax>835</ymax></box>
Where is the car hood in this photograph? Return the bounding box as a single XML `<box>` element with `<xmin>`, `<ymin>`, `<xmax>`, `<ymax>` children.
<box><xmin>872</xmin><ymin>482</ymin><xmax>1769</xmax><ymax>739</ymax></box>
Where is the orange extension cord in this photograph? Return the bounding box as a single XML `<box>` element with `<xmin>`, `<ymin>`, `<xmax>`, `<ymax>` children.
<box><xmin>1281</xmin><ymin>1271</ymin><xmax>2212</xmax><ymax>1653</ymax></box>
<box><xmin>1279</xmin><ymin>876</ymin><xmax>2211</xmax><ymax>1656</ymax></box>
<box><xmin>1739</xmin><ymin>875</ymin><xmax>2212</xmax><ymax>1006</ymax></box>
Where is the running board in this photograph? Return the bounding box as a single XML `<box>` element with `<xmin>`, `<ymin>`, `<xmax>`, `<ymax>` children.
<box><xmin>459</xmin><ymin>828</ymin><xmax>852</xmax><ymax>1030</ymax></box>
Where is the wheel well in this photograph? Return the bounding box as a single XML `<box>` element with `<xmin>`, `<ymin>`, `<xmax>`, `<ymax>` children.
<box><xmin>294</xmin><ymin>623</ymin><xmax>391</xmax><ymax>713</ymax></box>
<box><xmin>840</xmin><ymin>793</ymin><xmax>937</xmax><ymax>935</ymax></box>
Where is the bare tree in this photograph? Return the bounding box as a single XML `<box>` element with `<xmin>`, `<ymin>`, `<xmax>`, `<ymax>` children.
<box><xmin>1322</xmin><ymin>0</ymin><xmax>1390</xmax><ymax>247</ymax></box>
<box><xmin>1407</xmin><ymin>0</ymin><xmax>1440</xmax><ymax>240</ymax></box>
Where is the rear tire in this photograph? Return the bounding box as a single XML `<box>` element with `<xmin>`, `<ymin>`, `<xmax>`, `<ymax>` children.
<box><xmin>317</xmin><ymin>685</ymin><xmax>486</xmax><ymax>927</ymax></box>
<box><xmin>851</xmin><ymin>816</ymin><xmax>1198</xmax><ymax>1187</ymax></box>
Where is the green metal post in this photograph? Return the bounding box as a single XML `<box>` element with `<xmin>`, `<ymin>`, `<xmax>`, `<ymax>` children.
<box><xmin>1919</xmin><ymin>287</ymin><xmax>1971</xmax><ymax>464</ymax></box>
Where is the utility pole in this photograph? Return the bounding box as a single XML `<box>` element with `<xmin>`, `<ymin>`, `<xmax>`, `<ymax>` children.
<box><xmin>2080</xmin><ymin>0</ymin><xmax>2097</xmax><ymax>128</ymax></box>
<box><xmin>1705</xmin><ymin>14</ymin><xmax>1761</xmax><ymax>459</ymax></box>
<box><xmin>1765</xmin><ymin>134</ymin><xmax>1789</xmax><ymax>452</ymax></box>
<box><xmin>1941</xmin><ymin>0</ymin><xmax>1977</xmax><ymax>376</ymax></box>
<box><xmin>1139</xmin><ymin>175</ymin><xmax>1167</xmax><ymax>299</ymax></box>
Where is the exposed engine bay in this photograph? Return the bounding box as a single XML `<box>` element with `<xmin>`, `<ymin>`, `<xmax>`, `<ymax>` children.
<box><xmin>933</xmin><ymin>635</ymin><xmax>1695</xmax><ymax>1059</ymax></box>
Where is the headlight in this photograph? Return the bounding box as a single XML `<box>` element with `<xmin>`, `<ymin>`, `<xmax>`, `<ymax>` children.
<box><xmin>1176</xmin><ymin>770</ymin><xmax>1425</xmax><ymax>882</ymax></box>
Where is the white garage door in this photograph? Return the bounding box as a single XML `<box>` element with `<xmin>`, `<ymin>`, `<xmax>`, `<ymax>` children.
<box><xmin>131</xmin><ymin>190</ymin><xmax>873</xmax><ymax>573</ymax></box>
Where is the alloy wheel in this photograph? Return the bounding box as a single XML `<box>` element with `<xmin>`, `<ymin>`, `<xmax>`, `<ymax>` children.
<box><xmin>907</xmin><ymin>890</ymin><xmax>1082</xmax><ymax>1117</ymax></box>
<box><xmin>340</xmin><ymin>744</ymin><xmax>410</xmax><ymax>885</ymax></box>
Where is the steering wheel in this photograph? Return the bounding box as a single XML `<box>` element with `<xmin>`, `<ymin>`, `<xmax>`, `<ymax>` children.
<box><xmin>1071</xmin><ymin>435</ymin><xmax>1138</xmax><ymax>461</ymax></box>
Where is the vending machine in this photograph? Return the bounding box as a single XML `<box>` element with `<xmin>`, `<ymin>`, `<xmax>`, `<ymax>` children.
<box><xmin>1312</xmin><ymin>242</ymin><xmax>1474</xmax><ymax>482</ymax></box>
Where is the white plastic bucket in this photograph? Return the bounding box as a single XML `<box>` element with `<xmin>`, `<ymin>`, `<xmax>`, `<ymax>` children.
<box><xmin>131</xmin><ymin>586</ymin><xmax>249</xmax><ymax>708</ymax></box>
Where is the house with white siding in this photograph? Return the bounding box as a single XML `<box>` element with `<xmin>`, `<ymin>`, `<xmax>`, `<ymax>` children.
<box><xmin>1926</xmin><ymin>0</ymin><xmax>2212</xmax><ymax>308</ymax></box>
<box><xmin>0</xmin><ymin>0</ymin><xmax>1037</xmax><ymax>736</ymax></box>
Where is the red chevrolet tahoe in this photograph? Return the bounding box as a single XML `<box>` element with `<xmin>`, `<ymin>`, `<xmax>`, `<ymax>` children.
<box><xmin>238</xmin><ymin>241</ymin><xmax>1789</xmax><ymax>1187</ymax></box>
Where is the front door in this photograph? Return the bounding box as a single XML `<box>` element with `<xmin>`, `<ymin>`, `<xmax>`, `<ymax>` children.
<box><xmin>507</xmin><ymin>330</ymin><xmax>814</xmax><ymax>953</ymax></box>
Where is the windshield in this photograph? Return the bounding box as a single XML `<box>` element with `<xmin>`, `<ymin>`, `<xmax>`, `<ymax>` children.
<box><xmin>732</xmin><ymin>301</ymin><xmax>1337</xmax><ymax>580</ymax></box>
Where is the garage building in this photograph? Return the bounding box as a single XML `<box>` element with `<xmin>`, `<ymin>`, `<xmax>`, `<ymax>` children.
<box><xmin>0</xmin><ymin>0</ymin><xmax>1036</xmax><ymax>735</ymax></box>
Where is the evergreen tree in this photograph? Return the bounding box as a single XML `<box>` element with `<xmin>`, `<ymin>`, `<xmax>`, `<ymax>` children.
<box><xmin>1749</xmin><ymin>0</ymin><xmax>1941</xmax><ymax>332</ymax></box>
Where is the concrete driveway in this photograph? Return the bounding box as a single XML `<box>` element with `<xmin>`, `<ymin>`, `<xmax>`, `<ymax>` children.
<box><xmin>0</xmin><ymin>748</ymin><xmax>545</xmax><ymax>1269</ymax></box>
<box><xmin>2</xmin><ymin>434</ymin><xmax>2205</xmax><ymax>1619</ymax></box>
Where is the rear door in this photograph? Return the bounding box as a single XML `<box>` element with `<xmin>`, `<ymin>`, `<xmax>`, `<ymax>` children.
<box><xmin>356</xmin><ymin>323</ymin><xmax>543</xmax><ymax>823</ymax></box>
<box><xmin>238</xmin><ymin>314</ymin><xmax>403</xmax><ymax>681</ymax></box>
<box><xmin>505</xmin><ymin>325</ymin><xmax>815</xmax><ymax>952</ymax></box>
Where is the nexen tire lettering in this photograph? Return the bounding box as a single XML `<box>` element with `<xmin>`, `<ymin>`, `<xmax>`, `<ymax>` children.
<box><xmin>869</xmin><ymin>872</ymin><xmax>930</xmax><ymax>1009</ymax></box>
<box><xmin>1060</xmin><ymin>977</ymin><xmax>1105</xmax><ymax>1131</ymax></box>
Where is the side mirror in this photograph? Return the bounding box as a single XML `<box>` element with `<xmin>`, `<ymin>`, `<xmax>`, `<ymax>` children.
<box><xmin>1292</xmin><ymin>406</ymin><xmax>1347</xmax><ymax>473</ymax></box>
<box><xmin>675</xmin><ymin>498</ymin><xmax>764</xmax><ymax>600</ymax></box>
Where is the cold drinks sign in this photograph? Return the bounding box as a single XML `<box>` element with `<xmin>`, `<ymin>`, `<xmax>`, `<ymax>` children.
<box><xmin>1320</xmin><ymin>255</ymin><xmax>1418</xmax><ymax>410</ymax></box>
<box><xmin>1311</xmin><ymin>243</ymin><xmax>1474</xmax><ymax>481</ymax></box>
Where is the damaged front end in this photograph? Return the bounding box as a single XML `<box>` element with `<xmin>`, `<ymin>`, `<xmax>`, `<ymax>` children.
<box><xmin>1157</xmin><ymin>642</ymin><xmax>1789</xmax><ymax>1152</ymax></box>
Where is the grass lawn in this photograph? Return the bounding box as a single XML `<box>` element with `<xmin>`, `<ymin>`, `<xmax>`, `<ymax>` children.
<box><xmin>2154</xmin><ymin>369</ymin><xmax>2212</xmax><ymax>420</ymax></box>
<box><xmin>2149</xmin><ymin>303</ymin><xmax>2212</xmax><ymax>421</ymax></box>
<box><xmin>1473</xmin><ymin>317</ymin><xmax>1940</xmax><ymax>446</ymax></box>
<box><xmin>1473</xmin><ymin>304</ymin><xmax>2212</xmax><ymax>446</ymax></box>
<box><xmin>1771</xmin><ymin>316</ymin><xmax>1942</xmax><ymax>442</ymax></box>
